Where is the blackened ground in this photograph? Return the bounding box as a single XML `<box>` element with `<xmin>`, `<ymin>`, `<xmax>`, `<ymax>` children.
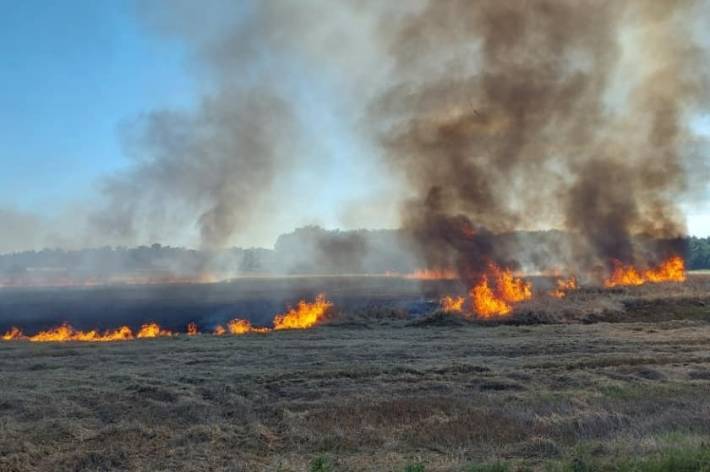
<box><xmin>0</xmin><ymin>276</ymin><xmax>457</xmax><ymax>334</ymax></box>
<box><xmin>4</xmin><ymin>275</ymin><xmax>710</xmax><ymax>336</ymax></box>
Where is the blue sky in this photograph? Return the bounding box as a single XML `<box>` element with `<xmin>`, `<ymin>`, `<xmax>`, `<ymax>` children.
<box><xmin>0</xmin><ymin>0</ymin><xmax>195</xmax><ymax>212</ymax></box>
<box><xmin>0</xmin><ymin>0</ymin><xmax>708</xmax><ymax>249</ymax></box>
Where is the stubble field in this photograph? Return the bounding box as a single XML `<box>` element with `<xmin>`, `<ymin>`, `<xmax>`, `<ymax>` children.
<box><xmin>1</xmin><ymin>275</ymin><xmax>709</xmax><ymax>471</ymax></box>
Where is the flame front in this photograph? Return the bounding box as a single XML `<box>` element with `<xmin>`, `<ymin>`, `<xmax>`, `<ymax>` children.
<box><xmin>471</xmin><ymin>263</ymin><xmax>532</xmax><ymax>318</ymax></box>
<box><xmin>550</xmin><ymin>276</ymin><xmax>578</xmax><ymax>299</ymax></box>
<box><xmin>273</xmin><ymin>294</ymin><xmax>333</xmax><ymax>330</ymax></box>
<box><xmin>187</xmin><ymin>322</ymin><xmax>199</xmax><ymax>336</ymax></box>
<box><xmin>4</xmin><ymin>294</ymin><xmax>337</xmax><ymax>341</ymax></box>
<box><xmin>471</xmin><ymin>278</ymin><xmax>512</xmax><ymax>318</ymax></box>
<box><xmin>227</xmin><ymin>319</ymin><xmax>272</xmax><ymax>335</ymax></box>
<box><xmin>26</xmin><ymin>324</ymin><xmax>134</xmax><ymax>342</ymax></box>
<box><xmin>2</xmin><ymin>327</ymin><xmax>25</xmax><ymax>340</ymax></box>
<box><xmin>440</xmin><ymin>295</ymin><xmax>465</xmax><ymax>312</ymax></box>
<box><xmin>99</xmin><ymin>326</ymin><xmax>135</xmax><ymax>341</ymax></box>
<box><xmin>604</xmin><ymin>256</ymin><xmax>686</xmax><ymax>288</ymax></box>
<box><xmin>213</xmin><ymin>325</ymin><xmax>226</xmax><ymax>336</ymax></box>
<box><xmin>495</xmin><ymin>267</ymin><xmax>532</xmax><ymax>303</ymax></box>
<box><xmin>135</xmin><ymin>323</ymin><xmax>173</xmax><ymax>339</ymax></box>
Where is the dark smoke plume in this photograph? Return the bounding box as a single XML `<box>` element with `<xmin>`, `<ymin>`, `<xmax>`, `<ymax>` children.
<box><xmin>14</xmin><ymin>0</ymin><xmax>704</xmax><ymax>278</ymax></box>
<box><xmin>375</xmin><ymin>0</ymin><xmax>709</xmax><ymax>281</ymax></box>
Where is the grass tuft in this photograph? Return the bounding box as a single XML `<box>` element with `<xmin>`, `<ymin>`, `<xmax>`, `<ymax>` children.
<box><xmin>467</xmin><ymin>462</ymin><xmax>510</xmax><ymax>472</ymax></box>
<box><xmin>310</xmin><ymin>454</ymin><xmax>334</xmax><ymax>472</ymax></box>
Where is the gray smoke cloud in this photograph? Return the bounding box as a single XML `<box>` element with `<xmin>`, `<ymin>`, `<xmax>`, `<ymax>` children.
<box><xmin>90</xmin><ymin>0</ymin><xmax>393</xmax><ymax>249</ymax></box>
<box><xmin>373</xmin><ymin>0</ymin><xmax>710</xmax><ymax>281</ymax></box>
<box><xmin>90</xmin><ymin>1</ymin><xmax>303</xmax><ymax>249</ymax></box>
<box><xmin>92</xmin><ymin>91</ymin><xmax>296</xmax><ymax>248</ymax></box>
<box><xmin>6</xmin><ymin>0</ymin><xmax>707</xmax><ymax>282</ymax></box>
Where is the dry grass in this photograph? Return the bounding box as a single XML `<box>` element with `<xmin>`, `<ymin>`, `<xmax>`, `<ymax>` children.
<box><xmin>1</xmin><ymin>323</ymin><xmax>709</xmax><ymax>470</ymax></box>
<box><xmin>0</xmin><ymin>276</ymin><xmax>709</xmax><ymax>471</ymax></box>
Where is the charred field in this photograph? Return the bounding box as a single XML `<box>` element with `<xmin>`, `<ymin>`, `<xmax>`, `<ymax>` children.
<box><xmin>0</xmin><ymin>275</ymin><xmax>708</xmax><ymax>471</ymax></box>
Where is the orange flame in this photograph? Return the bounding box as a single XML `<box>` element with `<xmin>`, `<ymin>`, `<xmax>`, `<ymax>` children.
<box><xmin>187</xmin><ymin>322</ymin><xmax>199</xmax><ymax>336</ymax></box>
<box><xmin>495</xmin><ymin>268</ymin><xmax>533</xmax><ymax>303</ymax></box>
<box><xmin>227</xmin><ymin>319</ymin><xmax>272</xmax><ymax>335</ymax></box>
<box><xmin>471</xmin><ymin>278</ymin><xmax>512</xmax><ymax>318</ymax></box>
<box><xmin>273</xmin><ymin>294</ymin><xmax>333</xmax><ymax>330</ymax></box>
<box><xmin>135</xmin><ymin>322</ymin><xmax>173</xmax><ymax>339</ymax></box>
<box><xmin>2</xmin><ymin>327</ymin><xmax>25</xmax><ymax>340</ymax></box>
<box><xmin>4</xmin><ymin>294</ymin><xmax>338</xmax><ymax>341</ymax></box>
<box><xmin>440</xmin><ymin>295</ymin><xmax>465</xmax><ymax>312</ymax></box>
<box><xmin>604</xmin><ymin>256</ymin><xmax>686</xmax><ymax>288</ymax></box>
<box><xmin>471</xmin><ymin>263</ymin><xmax>532</xmax><ymax>318</ymax></box>
<box><xmin>404</xmin><ymin>268</ymin><xmax>458</xmax><ymax>280</ymax></box>
<box><xmin>549</xmin><ymin>276</ymin><xmax>578</xmax><ymax>298</ymax></box>
<box><xmin>26</xmin><ymin>324</ymin><xmax>134</xmax><ymax>342</ymax></box>
<box><xmin>213</xmin><ymin>325</ymin><xmax>226</xmax><ymax>336</ymax></box>
<box><xmin>97</xmin><ymin>326</ymin><xmax>135</xmax><ymax>342</ymax></box>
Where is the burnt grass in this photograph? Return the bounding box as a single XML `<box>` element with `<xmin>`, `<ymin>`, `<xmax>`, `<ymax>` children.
<box><xmin>0</xmin><ymin>275</ymin><xmax>709</xmax><ymax>471</ymax></box>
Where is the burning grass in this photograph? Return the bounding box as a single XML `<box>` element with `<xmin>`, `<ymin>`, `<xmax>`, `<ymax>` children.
<box><xmin>2</xmin><ymin>323</ymin><xmax>170</xmax><ymax>343</ymax></box>
<box><xmin>438</xmin><ymin>263</ymin><xmax>534</xmax><ymax>319</ymax></box>
<box><xmin>273</xmin><ymin>293</ymin><xmax>333</xmax><ymax>330</ymax></box>
<box><xmin>213</xmin><ymin>318</ymin><xmax>272</xmax><ymax>335</ymax></box>
<box><xmin>604</xmin><ymin>255</ymin><xmax>686</xmax><ymax>288</ymax></box>
<box><xmin>440</xmin><ymin>295</ymin><xmax>465</xmax><ymax>313</ymax></box>
<box><xmin>432</xmin><ymin>257</ymin><xmax>691</xmax><ymax>322</ymax></box>
<box><xmin>2</xmin><ymin>294</ymin><xmax>334</xmax><ymax>343</ymax></box>
<box><xmin>549</xmin><ymin>275</ymin><xmax>578</xmax><ymax>299</ymax></box>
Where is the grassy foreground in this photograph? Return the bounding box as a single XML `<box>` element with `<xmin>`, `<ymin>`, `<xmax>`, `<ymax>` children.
<box><xmin>1</xmin><ymin>316</ymin><xmax>709</xmax><ymax>471</ymax></box>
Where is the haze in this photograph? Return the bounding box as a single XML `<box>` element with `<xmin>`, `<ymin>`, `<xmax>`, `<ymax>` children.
<box><xmin>1</xmin><ymin>0</ymin><xmax>708</xmax><ymax>254</ymax></box>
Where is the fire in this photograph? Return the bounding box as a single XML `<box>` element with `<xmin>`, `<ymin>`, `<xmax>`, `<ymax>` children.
<box><xmin>604</xmin><ymin>256</ymin><xmax>686</xmax><ymax>288</ymax></box>
<box><xmin>471</xmin><ymin>263</ymin><xmax>532</xmax><ymax>318</ymax></box>
<box><xmin>187</xmin><ymin>322</ymin><xmax>199</xmax><ymax>336</ymax></box>
<box><xmin>98</xmin><ymin>326</ymin><xmax>135</xmax><ymax>341</ymax></box>
<box><xmin>495</xmin><ymin>267</ymin><xmax>532</xmax><ymax>303</ymax></box>
<box><xmin>2</xmin><ymin>327</ymin><xmax>25</xmax><ymax>340</ymax></box>
<box><xmin>3</xmin><ymin>294</ymin><xmax>338</xmax><ymax>342</ymax></box>
<box><xmin>135</xmin><ymin>322</ymin><xmax>173</xmax><ymax>339</ymax></box>
<box><xmin>227</xmin><ymin>319</ymin><xmax>272</xmax><ymax>335</ymax></box>
<box><xmin>472</xmin><ymin>278</ymin><xmax>512</xmax><ymax>317</ymax></box>
<box><xmin>273</xmin><ymin>294</ymin><xmax>333</xmax><ymax>330</ymax></box>
<box><xmin>440</xmin><ymin>295</ymin><xmax>465</xmax><ymax>312</ymax></box>
<box><xmin>550</xmin><ymin>276</ymin><xmax>578</xmax><ymax>299</ymax></box>
<box><xmin>212</xmin><ymin>319</ymin><xmax>271</xmax><ymax>335</ymax></box>
<box><xmin>213</xmin><ymin>325</ymin><xmax>226</xmax><ymax>336</ymax></box>
<box><xmin>404</xmin><ymin>268</ymin><xmax>458</xmax><ymax>280</ymax></box>
<box><xmin>26</xmin><ymin>324</ymin><xmax>134</xmax><ymax>342</ymax></box>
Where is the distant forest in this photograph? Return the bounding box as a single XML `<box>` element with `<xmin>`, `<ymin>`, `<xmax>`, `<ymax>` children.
<box><xmin>0</xmin><ymin>228</ymin><xmax>709</xmax><ymax>285</ymax></box>
<box><xmin>689</xmin><ymin>236</ymin><xmax>710</xmax><ymax>270</ymax></box>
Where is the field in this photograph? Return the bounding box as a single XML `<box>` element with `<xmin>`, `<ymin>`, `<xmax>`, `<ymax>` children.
<box><xmin>1</xmin><ymin>275</ymin><xmax>710</xmax><ymax>471</ymax></box>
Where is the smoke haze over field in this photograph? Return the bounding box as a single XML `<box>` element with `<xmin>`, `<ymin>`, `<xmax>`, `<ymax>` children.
<box><xmin>374</xmin><ymin>0</ymin><xmax>709</xmax><ymax>281</ymax></box>
<box><xmin>1</xmin><ymin>0</ymin><xmax>709</xmax><ymax>272</ymax></box>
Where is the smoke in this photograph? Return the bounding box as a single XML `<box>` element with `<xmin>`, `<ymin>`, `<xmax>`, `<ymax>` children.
<box><xmin>90</xmin><ymin>0</ymin><xmax>391</xmax><ymax>249</ymax></box>
<box><xmin>0</xmin><ymin>209</ymin><xmax>45</xmax><ymax>253</ymax></box>
<box><xmin>92</xmin><ymin>91</ymin><xmax>296</xmax><ymax>248</ymax></box>
<box><xmin>373</xmin><ymin>0</ymin><xmax>710</xmax><ymax>280</ymax></box>
<box><xmin>4</xmin><ymin>0</ymin><xmax>707</xmax><ymax>278</ymax></box>
<box><xmin>90</xmin><ymin>1</ymin><xmax>304</xmax><ymax>249</ymax></box>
